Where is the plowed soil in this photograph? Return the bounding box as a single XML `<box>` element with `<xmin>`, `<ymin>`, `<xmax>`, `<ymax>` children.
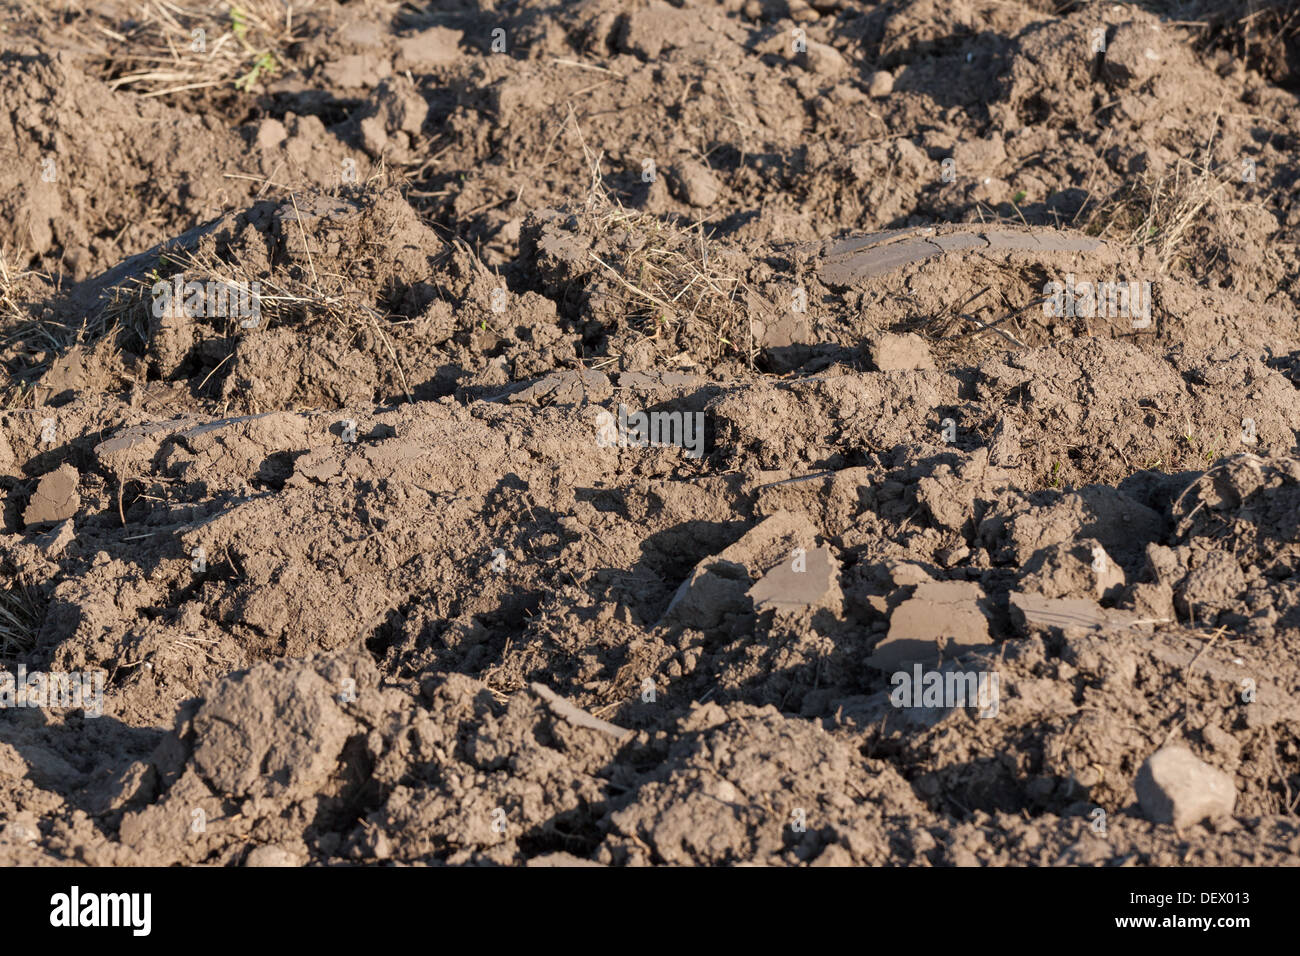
<box><xmin>1</xmin><ymin>0</ymin><xmax>1299</xmax><ymax>866</ymax></box>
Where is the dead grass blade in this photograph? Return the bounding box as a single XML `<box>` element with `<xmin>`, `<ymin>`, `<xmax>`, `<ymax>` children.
<box><xmin>1081</xmin><ymin>156</ymin><xmax>1239</xmax><ymax>272</ymax></box>
<box><xmin>94</xmin><ymin>1</ymin><xmax>310</xmax><ymax>97</ymax></box>
<box><xmin>575</xmin><ymin>151</ymin><xmax>753</xmax><ymax>368</ymax></box>
<box><xmin>0</xmin><ymin>582</ymin><xmax>41</xmax><ymax>667</ymax></box>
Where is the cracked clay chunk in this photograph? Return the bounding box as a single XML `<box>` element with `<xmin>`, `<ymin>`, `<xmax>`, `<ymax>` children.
<box><xmin>23</xmin><ymin>464</ymin><xmax>80</xmax><ymax>528</ymax></box>
<box><xmin>868</xmin><ymin>332</ymin><xmax>935</xmax><ymax>372</ymax></box>
<box><xmin>868</xmin><ymin>581</ymin><xmax>992</xmax><ymax>671</ymax></box>
<box><xmin>747</xmin><ymin>545</ymin><xmax>840</xmax><ymax>611</ymax></box>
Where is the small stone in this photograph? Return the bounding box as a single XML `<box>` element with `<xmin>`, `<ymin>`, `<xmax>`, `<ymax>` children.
<box><xmin>669</xmin><ymin>160</ymin><xmax>720</xmax><ymax>208</ymax></box>
<box><xmin>1136</xmin><ymin>746</ymin><xmax>1236</xmax><ymax>829</ymax></box>
<box><xmin>798</xmin><ymin>41</ymin><xmax>846</xmax><ymax>77</ymax></box>
<box><xmin>359</xmin><ymin>115</ymin><xmax>389</xmax><ymax>157</ymax></box>
<box><xmin>867</xmin><ymin>70</ymin><xmax>894</xmax><ymax>98</ymax></box>
<box><xmin>244</xmin><ymin>845</ymin><xmax>301</xmax><ymax>867</ymax></box>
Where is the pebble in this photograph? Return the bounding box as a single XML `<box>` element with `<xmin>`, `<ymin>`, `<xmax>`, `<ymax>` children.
<box><xmin>867</xmin><ymin>70</ymin><xmax>894</xmax><ymax>98</ymax></box>
<box><xmin>1136</xmin><ymin>747</ymin><xmax>1236</xmax><ymax>829</ymax></box>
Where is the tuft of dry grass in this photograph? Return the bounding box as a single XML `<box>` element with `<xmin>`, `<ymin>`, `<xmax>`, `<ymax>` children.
<box><xmin>0</xmin><ymin>582</ymin><xmax>41</xmax><ymax>668</ymax></box>
<box><xmin>102</xmin><ymin>239</ymin><xmax>414</xmax><ymax>400</ymax></box>
<box><xmin>1153</xmin><ymin>1</ymin><xmax>1300</xmax><ymax>85</ymax></box>
<box><xmin>0</xmin><ymin>247</ymin><xmax>62</xmax><ymax>408</ymax></box>
<box><xmin>578</xmin><ymin>155</ymin><xmax>754</xmax><ymax>369</ymax></box>
<box><xmin>93</xmin><ymin>1</ymin><xmax>312</xmax><ymax>98</ymax></box>
<box><xmin>1081</xmin><ymin>157</ymin><xmax>1241</xmax><ymax>272</ymax></box>
<box><xmin>0</xmin><ymin>247</ymin><xmax>31</xmax><ymax>333</ymax></box>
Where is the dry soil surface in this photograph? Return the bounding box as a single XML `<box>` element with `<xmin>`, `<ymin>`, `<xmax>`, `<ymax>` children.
<box><xmin>1</xmin><ymin>0</ymin><xmax>1299</xmax><ymax>866</ymax></box>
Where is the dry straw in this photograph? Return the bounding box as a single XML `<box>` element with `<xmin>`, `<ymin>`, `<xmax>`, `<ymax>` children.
<box><xmin>91</xmin><ymin>1</ymin><xmax>310</xmax><ymax>97</ymax></box>
<box><xmin>576</xmin><ymin>149</ymin><xmax>754</xmax><ymax>369</ymax></box>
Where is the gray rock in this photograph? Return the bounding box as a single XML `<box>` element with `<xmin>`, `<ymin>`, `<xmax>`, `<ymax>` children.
<box><xmin>867</xmin><ymin>70</ymin><xmax>894</xmax><ymax>98</ymax></box>
<box><xmin>669</xmin><ymin>161</ymin><xmax>720</xmax><ymax>208</ymax></box>
<box><xmin>798</xmin><ymin>41</ymin><xmax>847</xmax><ymax>77</ymax></box>
<box><xmin>1136</xmin><ymin>746</ymin><xmax>1236</xmax><ymax>829</ymax></box>
<box><xmin>244</xmin><ymin>845</ymin><xmax>302</xmax><ymax>867</ymax></box>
